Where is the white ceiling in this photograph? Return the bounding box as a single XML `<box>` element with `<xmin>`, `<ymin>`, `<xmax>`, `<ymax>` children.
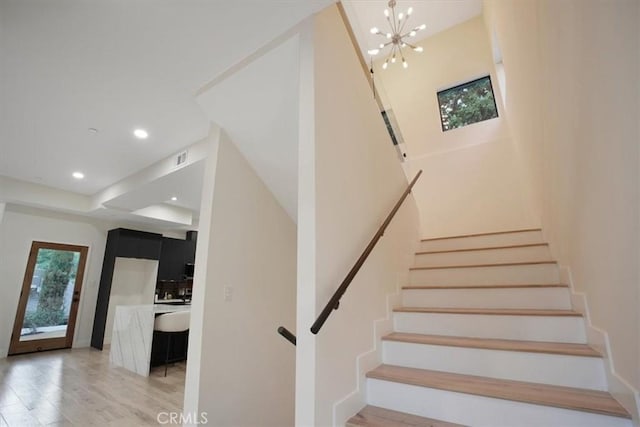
<box><xmin>197</xmin><ymin>34</ymin><xmax>301</xmax><ymax>221</ymax></box>
<box><xmin>0</xmin><ymin>0</ymin><xmax>481</xmax><ymax>231</ymax></box>
<box><xmin>342</xmin><ymin>0</ymin><xmax>483</xmax><ymax>59</ymax></box>
<box><xmin>0</xmin><ymin>0</ymin><xmax>330</xmax><ymax>229</ymax></box>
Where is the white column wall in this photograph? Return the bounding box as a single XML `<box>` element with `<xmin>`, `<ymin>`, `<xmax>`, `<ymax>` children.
<box><xmin>296</xmin><ymin>5</ymin><xmax>420</xmax><ymax>426</ymax></box>
<box><xmin>184</xmin><ymin>129</ymin><xmax>297</xmax><ymax>427</ymax></box>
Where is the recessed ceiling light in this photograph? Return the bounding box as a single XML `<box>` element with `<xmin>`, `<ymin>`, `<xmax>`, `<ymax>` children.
<box><xmin>72</xmin><ymin>171</ymin><xmax>85</xmax><ymax>179</ymax></box>
<box><xmin>170</xmin><ymin>196</ymin><xmax>178</xmax><ymax>201</ymax></box>
<box><xmin>134</xmin><ymin>129</ymin><xmax>148</xmax><ymax>139</ymax></box>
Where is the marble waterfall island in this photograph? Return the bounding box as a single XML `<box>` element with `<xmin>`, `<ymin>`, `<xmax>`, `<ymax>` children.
<box><xmin>110</xmin><ymin>304</ymin><xmax>190</xmax><ymax>376</ymax></box>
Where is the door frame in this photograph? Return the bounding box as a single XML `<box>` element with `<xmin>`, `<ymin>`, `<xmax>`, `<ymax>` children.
<box><xmin>9</xmin><ymin>241</ymin><xmax>89</xmax><ymax>355</ymax></box>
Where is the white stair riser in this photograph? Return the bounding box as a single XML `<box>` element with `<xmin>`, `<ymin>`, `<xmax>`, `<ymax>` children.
<box><xmin>367</xmin><ymin>379</ymin><xmax>632</xmax><ymax>427</ymax></box>
<box><xmin>382</xmin><ymin>341</ymin><xmax>607</xmax><ymax>390</ymax></box>
<box><xmin>420</xmin><ymin>230</ymin><xmax>544</xmax><ymax>252</ymax></box>
<box><xmin>402</xmin><ymin>287</ymin><xmax>571</xmax><ymax>309</ymax></box>
<box><xmin>409</xmin><ymin>264</ymin><xmax>559</xmax><ymax>286</ymax></box>
<box><xmin>414</xmin><ymin>245</ymin><xmax>551</xmax><ymax>267</ymax></box>
<box><xmin>393</xmin><ymin>312</ymin><xmax>587</xmax><ymax>343</ymax></box>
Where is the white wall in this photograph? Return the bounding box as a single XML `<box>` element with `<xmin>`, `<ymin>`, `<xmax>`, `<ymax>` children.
<box><xmin>103</xmin><ymin>257</ymin><xmax>158</xmax><ymax>345</ymax></box>
<box><xmin>184</xmin><ymin>131</ymin><xmax>297</xmax><ymax>426</ymax></box>
<box><xmin>376</xmin><ymin>16</ymin><xmax>538</xmax><ymax>238</ymax></box>
<box><xmin>485</xmin><ymin>0</ymin><xmax>640</xmax><ymax>416</ymax></box>
<box><xmin>296</xmin><ymin>6</ymin><xmax>420</xmax><ymax>426</ymax></box>
<box><xmin>0</xmin><ymin>205</ymin><xmax>108</xmax><ymax>356</ymax></box>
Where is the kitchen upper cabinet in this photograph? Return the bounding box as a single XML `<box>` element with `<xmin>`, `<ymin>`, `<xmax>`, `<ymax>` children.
<box><xmin>157</xmin><ymin>237</ymin><xmax>196</xmax><ymax>281</ymax></box>
<box><xmin>116</xmin><ymin>229</ymin><xmax>163</xmax><ymax>260</ymax></box>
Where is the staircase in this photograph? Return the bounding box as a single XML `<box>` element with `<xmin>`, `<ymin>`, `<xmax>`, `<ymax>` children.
<box><xmin>347</xmin><ymin>228</ymin><xmax>632</xmax><ymax>427</ymax></box>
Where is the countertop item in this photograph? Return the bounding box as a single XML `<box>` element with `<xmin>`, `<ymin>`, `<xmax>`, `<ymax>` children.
<box><xmin>155</xmin><ymin>299</ymin><xmax>191</xmax><ymax>306</ymax></box>
<box><xmin>109</xmin><ymin>304</ymin><xmax>191</xmax><ymax>376</ymax></box>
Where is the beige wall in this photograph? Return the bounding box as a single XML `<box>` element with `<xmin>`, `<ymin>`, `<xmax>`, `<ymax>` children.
<box><xmin>0</xmin><ymin>205</ymin><xmax>108</xmax><ymax>356</ymax></box>
<box><xmin>485</xmin><ymin>0</ymin><xmax>639</xmax><ymax>410</ymax></box>
<box><xmin>185</xmin><ymin>131</ymin><xmax>297</xmax><ymax>426</ymax></box>
<box><xmin>296</xmin><ymin>6</ymin><xmax>420</xmax><ymax>426</ymax></box>
<box><xmin>376</xmin><ymin>16</ymin><xmax>537</xmax><ymax>238</ymax></box>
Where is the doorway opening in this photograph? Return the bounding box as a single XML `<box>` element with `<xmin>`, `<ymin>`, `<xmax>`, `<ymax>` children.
<box><xmin>9</xmin><ymin>241</ymin><xmax>89</xmax><ymax>355</ymax></box>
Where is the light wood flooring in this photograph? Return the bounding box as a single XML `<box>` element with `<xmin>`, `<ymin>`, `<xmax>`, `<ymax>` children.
<box><xmin>383</xmin><ymin>332</ymin><xmax>602</xmax><ymax>357</ymax></box>
<box><xmin>347</xmin><ymin>405</ymin><xmax>466</xmax><ymax>427</ymax></box>
<box><xmin>0</xmin><ymin>348</ymin><xmax>185</xmax><ymax>426</ymax></box>
<box><xmin>367</xmin><ymin>365</ymin><xmax>630</xmax><ymax>419</ymax></box>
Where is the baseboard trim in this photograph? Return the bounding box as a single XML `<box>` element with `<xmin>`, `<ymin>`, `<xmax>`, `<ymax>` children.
<box><xmin>73</xmin><ymin>340</ymin><xmax>90</xmax><ymax>349</ymax></box>
<box><xmin>561</xmin><ymin>265</ymin><xmax>640</xmax><ymax>426</ymax></box>
<box><xmin>333</xmin><ymin>269</ymin><xmax>408</xmax><ymax>426</ymax></box>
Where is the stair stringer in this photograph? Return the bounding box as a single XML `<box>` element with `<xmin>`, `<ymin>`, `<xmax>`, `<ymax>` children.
<box><xmin>332</xmin><ymin>272</ymin><xmax>406</xmax><ymax>426</ymax></box>
<box><xmin>561</xmin><ymin>265</ymin><xmax>640</xmax><ymax>426</ymax></box>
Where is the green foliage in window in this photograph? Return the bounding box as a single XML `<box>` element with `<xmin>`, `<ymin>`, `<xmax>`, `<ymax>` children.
<box><xmin>438</xmin><ymin>76</ymin><xmax>498</xmax><ymax>131</ymax></box>
<box><xmin>33</xmin><ymin>250</ymin><xmax>77</xmax><ymax>327</ymax></box>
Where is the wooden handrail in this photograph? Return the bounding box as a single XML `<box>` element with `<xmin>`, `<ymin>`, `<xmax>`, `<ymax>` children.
<box><xmin>310</xmin><ymin>170</ymin><xmax>423</xmax><ymax>335</ymax></box>
<box><xmin>277</xmin><ymin>326</ymin><xmax>297</xmax><ymax>346</ymax></box>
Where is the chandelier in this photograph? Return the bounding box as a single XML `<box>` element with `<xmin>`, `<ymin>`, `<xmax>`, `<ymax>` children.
<box><xmin>367</xmin><ymin>0</ymin><xmax>426</xmax><ymax>69</ymax></box>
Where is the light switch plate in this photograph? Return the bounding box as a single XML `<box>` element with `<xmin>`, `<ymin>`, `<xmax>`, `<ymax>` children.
<box><xmin>223</xmin><ymin>286</ymin><xmax>233</xmax><ymax>302</ymax></box>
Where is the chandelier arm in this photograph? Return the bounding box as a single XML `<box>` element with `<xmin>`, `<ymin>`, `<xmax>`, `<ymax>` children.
<box><xmin>398</xmin><ymin>13</ymin><xmax>410</xmax><ymax>34</ymax></box>
<box><xmin>386</xmin><ymin>15</ymin><xmax>394</xmax><ymax>34</ymax></box>
<box><xmin>382</xmin><ymin>46</ymin><xmax>393</xmax><ymax>68</ymax></box>
<box><xmin>390</xmin><ymin>44</ymin><xmax>398</xmax><ymax>63</ymax></box>
<box><xmin>391</xmin><ymin>5</ymin><xmax>398</xmax><ymax>34</ymax></box>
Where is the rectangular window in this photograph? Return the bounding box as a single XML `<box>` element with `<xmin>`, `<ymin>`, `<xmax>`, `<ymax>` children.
<box><xmin>437</xmin><ymin>76</ymin><xmax>499</xmax><ymax>131</ymax></box>
<box><xmin>381</xmin><ymin>109</ymin><xmax>404</xmax><ymax>146</ymax></box>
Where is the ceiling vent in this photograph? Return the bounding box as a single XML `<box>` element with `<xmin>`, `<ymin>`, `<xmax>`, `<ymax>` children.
<box><xmin>176</xmin><ymin>150</ymin><xmax>188</xmax><ymax>167</ymax></box>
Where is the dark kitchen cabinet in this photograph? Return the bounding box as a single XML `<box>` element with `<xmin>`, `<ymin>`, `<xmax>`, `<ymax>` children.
<box><xmin>91</xmin><ymin>229</ymin><xmax>197</xmax><ymax>350</ymax></box>
<box><xmin>156</xmin><ymin>237</ymin><xmax>196</xmax><ymax>281</ymax></box>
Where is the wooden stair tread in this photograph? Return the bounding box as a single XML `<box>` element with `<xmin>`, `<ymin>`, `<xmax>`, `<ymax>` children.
<box><xmin>410</xmin><ymin>261</ymin><xmax>556</xmax><ymax>270</ymax></box>
<box><xmin>367</xmin><ymin>365</ymin><xmax>631</xmax><ymax>419</ymax></box>
<box><xmin>394</xmin><ymin>307</ymin><xmax>582</xmax><ymax>316</ymax></box>
<box><xmin>416</xmin><ymin>243</ymin><xmax>548</xmax><ymax>255</ymax></box>
<box><xmin>346</xmin><ymin>405</ymin><xmax>466</xmax><ymax>427</ymax></box>
<box><xmin>421</xmin><ymin>228</ymin><xmax>542</xmax><ymax>242</ymax></box>
<box><xmin>383</xmin><ymin>332</ymin><xmax>601</xmax><ymax>357</ymax></box>
<box><xmin>403</xmin><ymin>283</ymin><xmax>568</xmax><ymax>290</ymax></box>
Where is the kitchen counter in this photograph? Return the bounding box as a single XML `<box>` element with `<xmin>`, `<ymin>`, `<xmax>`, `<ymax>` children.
<box><xmin>109</xmin><ymin>304</ymin><xmax>191</xmax><ymax>376</ymax></box>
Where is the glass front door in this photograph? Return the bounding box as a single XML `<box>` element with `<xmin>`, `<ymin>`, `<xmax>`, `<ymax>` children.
<box><xmin>9</xmin><ymin>241</ymin><xmax>89</xmax><ymax>355</ymax></box>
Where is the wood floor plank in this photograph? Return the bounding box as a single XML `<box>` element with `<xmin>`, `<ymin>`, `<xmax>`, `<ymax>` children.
<box><xmin>421</xmin><ymin>228</ymin><xmax>542</xmax><ymax>242</ymax></box>
<box><xmin>383</xmin><ymin>332</ymin><xmax>601</xmax><ymax>357</ymax></box>
<box><xmin>0</xmin><ymin>348</ymin><xmax>185</xmax><ymax>426</ymax></box>
<box><xmin>367</xmin><ymin>365</ymin><xmax>631</xmax><ymax>419</ymax></box>
<box><xmin>394</xmin><ymin>307</ymin><xmax>582</xmax><ymax>317</ymax></box>
<box><xmin>410</xmin><ymin>261</ymin><xmax>556</xmax><ymax>270</ymax></box>
<box><xmin>403</xmin><ymin>284</ymin><xmax>568</xmax><ymax>290</ymax></box>
<box><xmin>347</xmin><ymin>405</ymin><xmax>466</xmax><ymax>427</ymax></box>
<box><xmin>416</xmin><ymin>243</ymin><xmax>549</xmax><ymax>255</ymax></box>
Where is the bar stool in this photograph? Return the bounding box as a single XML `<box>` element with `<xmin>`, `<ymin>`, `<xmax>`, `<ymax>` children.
<box><xmin>153</xmin><ymin>311</ymin><xmax>190</xmax><ymax>376</ymax></box>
